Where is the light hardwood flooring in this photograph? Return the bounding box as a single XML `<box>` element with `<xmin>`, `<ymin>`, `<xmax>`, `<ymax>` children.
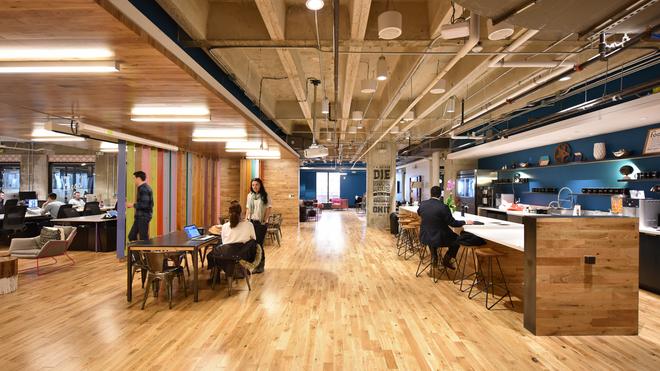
<box><xmin>1</xmin><ymin>211</ymin><xmax>659</xmax><ymax>370</ymax></box>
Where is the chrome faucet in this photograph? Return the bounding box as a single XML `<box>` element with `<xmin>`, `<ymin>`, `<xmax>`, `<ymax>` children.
<box><xmin>548</xmin><ymin>187</ymin><xmax>574</xmax><ymax>209</ymax></box>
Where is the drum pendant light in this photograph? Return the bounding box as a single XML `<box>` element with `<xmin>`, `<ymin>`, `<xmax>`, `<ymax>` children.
<box><xmin>376</xmin><ymin>56</ymin><xmax>388</xmax><ymax>81</ymax></box>
<box><xmin>360</xmin><ymin>79</ymin><xmax>377</xmax><ymax>93</ymax></box>
<box><xmin>447</xmin><ymin>96</ymin><xmax>456</xmax><ymax>113</ymax></box>
<box><xmin>351</xmin><ymin>111</ymin><xmax>363</xmax><ymax>120</ymax></box>
<box><xmin>378</xmin><ymin>10</ymin><xmax>402</xmax><ymax>40</ymax></box>
<box><xmin>321</xmin><ymin>96</ymin><xmax>330</xmax><ymax>114</ymax></box>
<box><xmin>390</xmin><ymin>125</ymin><xmax>400</xmax><ymax>134</ymax></box>
<box><xmin>430</xmin><ymin>79</ymin><xmax>447</xmax><ymax>94</ymax></box>
<box><xmin>305</xmin><ymin>0</ymin><xmax>324</xmax><ymax>11</ymax></box>
<box><xmin>403</xmin><ymin>110</ymin><xmax>415</xmax><ymax>122</ymax></box>
<box><xmin>487</xmin><ymin>19</ymin><xmax>514</xmax><ymax>41</ymax></box>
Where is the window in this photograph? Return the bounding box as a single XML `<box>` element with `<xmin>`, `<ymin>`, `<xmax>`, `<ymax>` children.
<box><xmin>315</xmin><ymin>172</ymin><xmax>341</xmax><ymax>203</ymax></box>
<box><xmin>0</xmin><ymin>163</ymin><xmax>20</xmax><ymax>197</ymax></box>
<box><xmin>49</xmin><ymin>163</ymin><xmax>95</xmax><ymax>202</ymax></box>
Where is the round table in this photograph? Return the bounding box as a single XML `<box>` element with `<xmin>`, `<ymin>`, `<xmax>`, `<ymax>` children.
<box><xmin>0</xmin><ymin>255</ymin><xmax>18</xmax><ymax>294</ymax></box>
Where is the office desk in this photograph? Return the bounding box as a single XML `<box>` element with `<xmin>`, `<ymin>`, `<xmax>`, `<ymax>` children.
<box><xmin>127</xmin><ymin>231</ymin><xmax>220</xmax><ymax>302</ymax></box>
<box><xmin>51</xmin><ymin>215</ymin><xmax>116</xmax><ymax>252</ymax></box>
<box><xmin>0</xmin><ymin>213</ymin><xmax>49</xmax><ymax>221</ymax></box>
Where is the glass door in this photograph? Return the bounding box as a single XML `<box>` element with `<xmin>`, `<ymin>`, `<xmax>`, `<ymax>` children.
<box><xmin>49</xmin><ymin>163</ymin><xmax>95</xmax><ymax>202</ymax></box>
<box><xmin>0</xmin><ymin>163</ymin><xmax>20</xmax><ymax>197</ymax></box>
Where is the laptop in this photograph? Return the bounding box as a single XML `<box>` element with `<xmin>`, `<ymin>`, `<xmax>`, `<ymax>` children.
<box><xmin>27</xmin><ymin>199</ymin><xmax>39</xmax><ymax>209</ymax></box>
<box><xmin>183</xmin><ymin>225</ymin><xmax>215</xmax><ymax>241</ymax></box>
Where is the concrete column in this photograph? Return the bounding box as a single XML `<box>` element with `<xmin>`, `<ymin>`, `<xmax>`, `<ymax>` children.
<box><xmin>366</xmin><ymin>141</ymin><xmax>397</xmax><ymax>229</ymax></box>
<box><xmin>116</xmin><ymin>140</ymin><xmax>126</xmax><ymax>259</ymax></box>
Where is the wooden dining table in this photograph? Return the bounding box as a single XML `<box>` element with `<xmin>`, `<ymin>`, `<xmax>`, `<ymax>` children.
<box><xmin>126</xmin><ymin>231</ymin><xmax>220</xmax><ymax>302</ymax></box>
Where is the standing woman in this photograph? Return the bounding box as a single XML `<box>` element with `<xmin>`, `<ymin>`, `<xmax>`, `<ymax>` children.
<box><xmin>245</xmin><ymin>177</ymin><xmax>270</xmax><ymax>273</ymax></box>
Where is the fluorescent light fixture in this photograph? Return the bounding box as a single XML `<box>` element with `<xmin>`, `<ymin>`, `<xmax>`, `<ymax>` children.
<box><xmin>430</xmin><ymin>79</ymin><xmax>447</xmax><ymax>94</ymax></box>
<box><xmin>245</xmin><ymin>150</ymin><xmax>281</xmax><ymax>159</ymax></box>
<box><xmin>360</xmin><ymin>79</ymin><xmax>377</xmax><ymax>93</ymax></box>
<box><xmin>0</xmin><ymin>61</ymin><xmax>118</xmax><ymax>73</ymax></box>
<box><xmin>192</xmin><ymin>128</ymin><xmax>247</xmax><ymax>140</ymax></box>
<box><xmin>559</xmin><ymin>75</ymin><xmax>572</xmax><ymax>81</ymax></box>
<box><xmin>224</xmin><ymin>141</ymin><xmax>263</xmax><ymax>152</ymax></box>
<box><xmin>131</xmin><ymin>115</ymin><xmax>211</xmax><ymax>123</ymax></box>
<box><xmin>100</xmin><ymin>142</ymin><xmax>119</xmax><ymax>152</ymax></box>
<box><xmin>305</xmin><ymin>0</ymin><xmax>324</xmax><ymax>11</ymax></box>
<box><xmin>131</xmin><ymin>106</ymin><xmax>210</xmax><ymax>116</ymax></box>
<box><xmin>130</xmin><ymin>105</ymin><xmax>211</xmax><ymax>122</ymax></box>
<box><xmin>558</xmin><ymin>99</ymin><xmax>599</xmax><ymax>113</ymax></box>
<box><xmin>45</xmin><ymin>121</ymin><xmax>178</xmax><ymax>151</ymax></box>
<box><xmin>0</xmin><ymin>48</ymin><xmax>113</xmax><ymax>60</ymax></box>
<box><xmin>31</xmin><ymin>128</ymin><xmax>85</xmax><ymax>142</ymax></box>
<box><xmin>376</xmin><ymin>56</ymin><xmax>388</xmax><ymax>81</ymax></box>
<box><xmin>451</xmin><ymin>134</ymin><xmax>484</xmax><ymax>140</ymax></box>
<box><xmin>321</xmin><ymin>97</ymin><xmax>330</xmax><ymax>114</ymax></box>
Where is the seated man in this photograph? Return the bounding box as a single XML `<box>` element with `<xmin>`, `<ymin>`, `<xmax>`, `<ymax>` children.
<box><xmin>68</xmin><ymin>191</ymin><xmax>86</xmax><ymax>208</ymax></box>
<box><xmin>42</xmin><ymin>193</ymin><xmax>64</xmax><ymax>216</ymax></box>
<box><xmin>418</xmin><ymin>186</ymin><xmax>473</xmax><ymax>271</ymax></box>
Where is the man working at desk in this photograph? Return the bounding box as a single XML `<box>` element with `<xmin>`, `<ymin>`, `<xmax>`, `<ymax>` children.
<box><xmin>126</xmin><ymin>171</ymin><xmax>153</xmax><ymax>241</ymax></box>
<box><xmin>0</xmin><ymin>191</ymin><xmax>5</xmax><ymax>213</ymax></box>
<box><xmin>418</xmin><ymin>186</ymin><xmax>473</xmax><ymax>271</ymax></box>
<box><xmin>68</xmin><ymin>191</ymin><xmax>86</xmax><ymax>208</ymax></box>
<box><xmin>41</xmin><ymin>193</ymin><xmax>64</xmax><ymax>216</ymax></box>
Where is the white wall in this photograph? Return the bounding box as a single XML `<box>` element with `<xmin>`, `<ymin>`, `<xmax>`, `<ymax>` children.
<box><xmin>399</xmin><ymin>158</ymin><xmax>432</xmax><ymax>203</ymax></box>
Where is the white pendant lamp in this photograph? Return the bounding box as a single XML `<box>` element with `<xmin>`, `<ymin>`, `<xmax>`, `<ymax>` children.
<box><xmin>305</xmin><ymin>0</ymin><xmax>324</xmax><ymax>11</ymax></box>
<box><xmin>321</xmin><ymin>96</ymin><xmax>330</xmax><ymax>114</ymax></box>
<box><xmin>376</xmin><ymin>56</ymin><xmax>388</xmax><ymax>81</ymax></box>
<box><xmin>390</xmin><ymin>125</ymin><xmax>400</xmax><ymax>134</ymax></box>
<box><xmin>326</xmin><ymin>129</ymin><xmax>332</xmax><ymax>142</ymax></box>
<box><xmin>360</xmin><ymin>79</ymin><xmax>377</xmax><ymax>93</ymax></box>
<box><xmin>378</xmin><ymin>10</ymin><xmax>402</xmax><ymax>40</ymax></box>
<box><xmin>403</xmin><ymin>110</ymin><xmax>415</xmax><ymax>122</ymax></box>
<box><xmin>447</xmin><ymin>96</ymin><xmax>456</xmax><ymax>113</ymax></box>
<box><xmin>351</xmin><ymin>111</ymin><xmax>363</xmax><ymax>120</ymax></box>
<box><xmin>348</xmin><ymin>126</ymin><xmax>357</xmax><ymax>134</ymax></box>
<box><xmin>487</xmin><ymin>19</ymin><xmax>514</xmax><ymax>41</ymax></box>
<box><xmin>356</xmin><ymin>120</ymin><xmax>364</xmax><ymax>129</ymax></box>
<box><xmin>429</xmin><ymin>79</ymin><xmax>447</xmax><ymax>94</ymax></box>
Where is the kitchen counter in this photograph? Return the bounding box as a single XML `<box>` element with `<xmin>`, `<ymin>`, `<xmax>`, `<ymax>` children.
<box><xmin>640</xmin><ymin>226</ymin><xmax>660</xmax><ymax>236</ymax></box>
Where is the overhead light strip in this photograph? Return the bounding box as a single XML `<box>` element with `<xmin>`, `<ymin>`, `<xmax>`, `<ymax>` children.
<box><xmin>45</xmin><ymin>122</ymin><xmax>178</xmax><ymax>151</ymax></box>
<box><xmin>0</xmin><ymin>61</ymin><xmax>119</xmax><ymax>73</ymax></box>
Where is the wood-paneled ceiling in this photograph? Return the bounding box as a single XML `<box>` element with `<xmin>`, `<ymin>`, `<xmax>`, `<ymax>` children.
<box><xmin>0</xmin><ymin>0</ymin><xmax>295</xmax><ymax>159</ymax></box>
<box><xmin>156</xmin><ymin>0</ymin><xmax>659</xmax><ymax>162</ymax></box>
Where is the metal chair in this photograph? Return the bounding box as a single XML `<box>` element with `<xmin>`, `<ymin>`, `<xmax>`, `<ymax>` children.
<box><xmin>468</xmin><ymin>248</ymin><xmax>514</xmax><ymax>310</ymax></box>
<box><xmin>10</xmin><ymin>226</ymin><xmax>77</xmax><ymax>275</ymax></box>
<box><xmin>211</xmin><ymin>243</ymin><xmax>263</xmax><ymax>296</ymax></box>
<box><xmin>452</xmin><ymin>245</ymin><xmax>483</xmax><ymax>292</ymax></box>
<box><xmin>141</xmin><ymin>252</ymin><xmax>187</xmax><ymax>310</ymax></box>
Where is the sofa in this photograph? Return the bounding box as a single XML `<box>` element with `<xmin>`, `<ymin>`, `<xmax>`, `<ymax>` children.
<box><xmin>331</xmin><ymin>198</ymin><xmax>348</xmax><ymax>210</ymax></box>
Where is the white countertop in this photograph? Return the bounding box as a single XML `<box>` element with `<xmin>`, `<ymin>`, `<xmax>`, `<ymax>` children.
<box><xmin>640</xmin><ymin>226</ymin><xmax>660</xmax><ymax>236</ymax></box>
<box><xmin>399</xmin><ymin>205</ymin><xmax>525</xmax><ymax>251</ymax></box>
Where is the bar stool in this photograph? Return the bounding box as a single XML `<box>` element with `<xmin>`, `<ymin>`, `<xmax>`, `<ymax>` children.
<box><xmin>401</xmin><ymin>221</ymin><xmax>420</xmax><ymax>260</ymax></box>
<box><xmin>452</xmin><ymin>244</ymin><xmax>482</xmax><ymax>292</ymax></box>
<box><xmin>468</xmin><ymin>248</ymin><xmax>514</xmax><ymax>310</ymax></box>
<box><xmin>395</xmin><ymin>216</ymin><xmax>411</xmax><ymax>254</ymax></box>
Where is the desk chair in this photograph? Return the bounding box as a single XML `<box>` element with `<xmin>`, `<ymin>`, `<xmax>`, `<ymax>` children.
<box><xmin>4</xmin><ymin>199</ymin><xmax>18</xmax><ymax>208</ymax></box>
<box><xmin>57</xmin><ymin>205</ymin><xmax>79</xmax><ymax>218</ymax></box>
<box><xmin>82</xmin><ymin>201</ymin><xmax>102</xmax><ymax>216</ymax></box>
<box><xmin>1</xmin><ymin>206</ymin><xmax>27</xmax><ymax>240</ymax></box>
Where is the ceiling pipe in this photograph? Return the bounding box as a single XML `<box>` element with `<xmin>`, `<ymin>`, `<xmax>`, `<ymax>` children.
<box><xmin>333</xmin><ymin>0</ymin><xmax>339</xmax><ymax>150</ymax></box>
<box><xmin>490</xmin><ymin>60</ymin><xmax>576</xmax><ymax>68</ymax></box>
<box><xmin>351</xmin><ymin>13</ymin><xmax>481</xmax><ymax>164</ymax></box>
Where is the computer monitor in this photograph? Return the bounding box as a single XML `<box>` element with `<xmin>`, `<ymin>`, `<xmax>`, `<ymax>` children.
<box><xmin>183</xmin><ymin>225</ymin><xmax>201</xmax><ymax>239</ymax></box>
<box><xmin>27</xmin><ymin>199</ymin><xmax>38</xmax><ymax>208</ymax></box>
<box><xmin>19</xmin><ymin>191</ymin><xmax>37</xmax><ymax>200</ymax></box>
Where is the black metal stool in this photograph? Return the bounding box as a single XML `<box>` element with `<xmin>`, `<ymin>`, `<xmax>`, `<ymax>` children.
<box><xmin>398</xmin><ymin>222</ymin><xmax>420</xmax><ymax>260</ymax></box>
<box><xmin>452</xmin><ymin>245</ymin><xmax>482</xmax><ymax>292</ymax></box>
<box><xmin>395</xmin><ymin>217</ymin><xmax>412</xmax><ymax>255</ymax></box>
<box><xmin>468</xmin><ymin>248</ymin><xmax>514</xmax><ymax>310</ymax></box>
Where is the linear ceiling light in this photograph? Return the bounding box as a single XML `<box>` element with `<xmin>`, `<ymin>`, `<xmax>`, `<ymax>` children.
<box><xmin>44</xmin><ymin>122</ymin><xmax>178</xmax><ymax>151</ymax></box>
<box><xmin>305</xmin><ymin>0</ymin><xmax>324</xmax><ymax>11</ymax></box>
<box><xmin>100</xmin><ymin>142</ymin><xmax>119</xmax><ymax>152</ymax></box>
<box><xmin>131</xmin><ymin>105</ymin><xmax>210</xmax><ymax>122</ymax></box>
<box><xmin>245</xmin><ymin>150</ymin><xmax>281</xmax><ymax>159</ymax></box>
<box><xmin>0</xmin><ymin>48</ymin><xmax>114</xmax><ymax>60</ymax></box>
<box><xmin>224</xmin><ymin>141</ymin><xmax>263</xmax><ymax>152</ymax></box>
<box><xmin>0</xmin><ymin>61</ymin><xmax>118</xmax><ymax>74</ymax></box>
<box><xmin>192</xmin><ymin>128</ymin><xmax>247</xmax><ymax>142</ymax></box>
<box><xmin>31</xmin><ymin>128</ymin><xmax>85</xmax><ymax>142</ymax></box>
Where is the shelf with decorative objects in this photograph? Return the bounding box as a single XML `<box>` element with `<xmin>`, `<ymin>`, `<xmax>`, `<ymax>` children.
<box><xmin>496</xmin><ymin>153</ymin><xmax>660</xmax><ymax>173</ymax></box>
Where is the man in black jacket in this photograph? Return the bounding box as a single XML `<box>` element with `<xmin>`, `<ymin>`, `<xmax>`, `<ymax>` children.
<box><xmin>126</xmin><ymin>171</ymin><xmax>153</xmax><ymax>241</ymax></box>
<box><xmin>418</xmin><ymin>186</ymin><xmax>473</xmax><ymax>270</ymax></box>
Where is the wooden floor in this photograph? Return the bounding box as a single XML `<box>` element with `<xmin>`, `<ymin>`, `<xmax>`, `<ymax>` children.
<box><xmin>1</xmin><ymin>211</ymin><xmax>660</xmax><ymax>370</ymax></box>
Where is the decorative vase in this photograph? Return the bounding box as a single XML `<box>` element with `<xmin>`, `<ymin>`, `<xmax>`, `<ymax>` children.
<box><xmin>593</xmin><ymin>142</ymin><xmax>606</xmax><ymax>160</ymax></box>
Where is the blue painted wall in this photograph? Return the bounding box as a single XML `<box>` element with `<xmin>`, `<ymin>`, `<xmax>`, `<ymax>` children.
<box><xmin>300</xmin><ymin>170</ymin><xmax>367</xmax><ymax>206</ymax></box>
<box><xmin>478</xmin><ymin>123</ymin><xmax>660</xmax><ymax>211</ymax></box>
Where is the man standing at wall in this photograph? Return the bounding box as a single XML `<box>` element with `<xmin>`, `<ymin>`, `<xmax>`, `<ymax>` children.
<box><xmin>126</xmin><ymin>171</ymin><xmax>153</xmax><ymax>241</ymax></box>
